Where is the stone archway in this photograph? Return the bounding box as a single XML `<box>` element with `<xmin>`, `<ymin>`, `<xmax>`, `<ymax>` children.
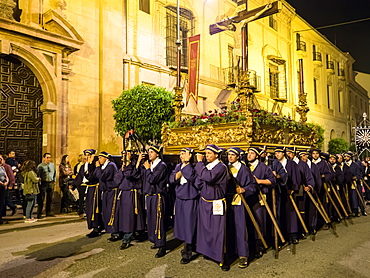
<box><xmin>0</xmin><ymin>55</ymin><xmax>44</xmax><ymax>163</ymax></box>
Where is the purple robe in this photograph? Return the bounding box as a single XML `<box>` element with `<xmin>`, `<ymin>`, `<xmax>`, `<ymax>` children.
<box><xmin>94</xmin><ymin>162</ymin><xmax>119</xmax><ymax>234</ymax></box>
<box><xmin>296</xmin><ymin>160</ymin><xmax>315</xmax><ymax>229</ymax></box>
<box><xmin>195</xmin><ymin>160</ymin><xmax>228</xmax><ymax>263</ymax></box>
<box><xmin>142</xmin><ymin>160</ymin><xmax>167</xmax><ymax>247</ymax></box>
<box><xmin>84</xmin><ymin>163</ymin><xmax>103</xmax><ymax>230</ymax></box>
<box><xmin>169</xmin><ymin>163</ymin><xmax>199</xmax><ymax>244</ymax></box>
<box><xmin>249</xmin><ymin>161</ymin><xmax>276</xmax><ymax>237</ymax></box>
<box><xmin>279</xmin><ymin>159</ymin><xmax>300</xmax><ymax>234</ymax></box>
<box><xmin>347</xmin><ymin>161</ymin><xmax>363</xmax><ymax>210</ymax></box>
<box><xmin>229</xmin><ymin>163</ymin><xmax>257</xmax><ymax>257</ymax></box>
<box><xmin>115</xmin><ymin>163</ymin><xmax>145</xmax><ymax>233</ymax></box>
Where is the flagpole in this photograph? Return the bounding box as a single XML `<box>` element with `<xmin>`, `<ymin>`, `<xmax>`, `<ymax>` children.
<box><xmin>176</xmin><ymin>0</ymin><xmax>181</xmax><ymax>87</ymax></box>
<box><xmin>173</xmin><ymin>0</ymin><xmax>184</xmax><ymax>124</ymax></box>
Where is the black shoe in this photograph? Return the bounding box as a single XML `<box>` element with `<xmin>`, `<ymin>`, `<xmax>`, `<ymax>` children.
<box><xmin>46</xmin><ymin>213</ymin><xmax>56</xmax><ymax>217</ymax></box>
<box><xmin>151</xmin><ymin>244</ymin><xmax>159</xmax><ymax>249</ymax></box>
<box><xmin>37</xmin><ymin>214</ymin><xmax>43</xmax><ymax>219</ymax></box>
<box><xmin>86</xmin><ymin>231</ymin><xmax>100</xmax><ymax>238</ymax></box>
<box><xmin>120</xmin><ymin>242</ymin><xmax>131</xmax><ymax>250</ymax></box>
<box><xmin>255</xmin><ymin>250</ymin><xmax>264</xmax><ymax>259</ymax></box>
<box><xmin>354</xmin><ymin>212</ymin><xmax>360</xmax><ymax>217</ymax></box>
<box><xmin>107</xmin><ymin>235</ymin><xmax>122</xmax><ymax>242</ymax></box>
<box><xmin>310</xmin><ymin>228</ymin><xmax>317</xmax><ymax>235</ymax></box>
<box><xmin>221</xmin><ymin>264</ymin><xmax>230</xmax><ymax>271</ymax></box>
<box><xmin>180</xmin><ymin>258</ymin><xmax>190</xmax><ymax>264</ymax></box>
<box><xmin>11</xmin><ymin>207</ymin><xmax>17</xmax><ymax>216</ymax></box>
<box><xmin>238</xmin><ymin>257</ymin><xmax>248</xmax><ymax>268</ymax></box>
<box><xmin>155</xmin><ymin>247</ymin><xmax>166</xmax><ymax>258</ymax></box>
<box><xmin>289</xmin><ymin>234</ymin><xmax>299</xmax><ymax>245</ymax></box>
<box><xmin>362</xmin><ymin>210</ymin><xmax>367</xmax><ymax>216</ymax></box>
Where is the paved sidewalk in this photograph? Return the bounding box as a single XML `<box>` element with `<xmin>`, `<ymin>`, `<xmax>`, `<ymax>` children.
<box><xmin>0</xmin><ymin>208</ymin><xmax>83</xmax><ymax>234</ymax></box>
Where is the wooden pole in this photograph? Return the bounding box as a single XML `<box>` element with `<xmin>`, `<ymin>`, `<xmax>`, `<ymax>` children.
<box><xmin>259</xmin><ymin>191</ymin><xmax>285</xmax><ymax>243</ymax></box>
<box><xmin>323</xmin><ymin>183</ymin><xmax>343</xmax><ymax>219</ymax></box>
<box><xmin>289</xmin><ymin>194</ymin><xmax>308</xmax><ymax>234</ymax></box>
<box><xmin>329</xmin><ymin>183</ymin><xmax>348</xmax><ymax>217</ymax></box>
<box><xmin>307</xmin><ymin>191</ymin><xmax>330</xmax><ymax>223</ymax></box>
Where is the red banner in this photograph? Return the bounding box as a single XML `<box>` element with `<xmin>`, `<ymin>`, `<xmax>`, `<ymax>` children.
<box><xmin>187</xmin><ymin>34</ymin><xmax>200</xmax><ymax>105</ymax></box>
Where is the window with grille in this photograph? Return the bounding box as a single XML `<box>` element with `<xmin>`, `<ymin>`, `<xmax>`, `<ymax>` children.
<box><xmin>269</xmin><ymin>15</ymin><xmax>277</xmax><ymax>30</ymax></box>
<box><xmin>327</xmin><ymin>85</ymin><xmax>331</xmax><ymax>109</ymax></box>
<box><xmin>338</xmin><ymin>91</ymin><xmax>341</xmax><ymax>112</ymax></box>
<box><xmin>139</xmin><ymin>0</ymin><xmax>150</xmax><ymax>14</ymax></box>
<box><xmin>269</xmin><ymin>64</ymin><xmax>279</xmax><ymax>98</ymax></box>
<box><xmin>313</xmin><ymin>78</ymin><xmax>318</xmax><ymax>104</ymax></box>
<box><xmin>165</xmin><ymin>6</ymin><xmax>195</xmax><ymax>69</ymax></box>
<box><xmin>268</xmin><ymin>58</ymin><xmax>287</xmax><ymax>101</ymax></box>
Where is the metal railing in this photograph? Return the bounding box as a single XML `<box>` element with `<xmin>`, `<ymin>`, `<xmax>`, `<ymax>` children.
<box><xmin>313</xmin><ymin>52</ymin><xmax>322</xmax><ymax>62</ymax></box>
<box><xmin>297</xmin><ymin>41</ymin><xmax>306</xmax><ymax>51</ymax></box>
<box><xmin>222</xmin><ymin>67</ymin><xmax>261</xmax><ymax>91</ymax></box>
<box><xmin>326</xmin><ymin>61</ymin><xmax>334</xmax><ymax>70</ymax></box>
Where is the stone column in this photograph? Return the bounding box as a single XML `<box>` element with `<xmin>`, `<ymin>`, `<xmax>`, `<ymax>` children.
<box><xmin>19</xmin><ymin>0</ymin><xmax>42</xmax><ymax>27</ymax></box>
<box><xmin>60</xmin><ymin>55</ymin><xmax>71</xmax><ymax>155</ymax></box>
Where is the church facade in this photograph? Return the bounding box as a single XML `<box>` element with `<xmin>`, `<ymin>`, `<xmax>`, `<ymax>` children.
<box><xmin>0</xmin><ymin>0</ymin><xmax>367</xmax><ymax>166</ymax></box>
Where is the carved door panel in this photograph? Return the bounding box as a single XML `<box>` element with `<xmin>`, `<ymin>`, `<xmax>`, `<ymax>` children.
<box><xmin>0</xmin><ymin>56</ymin><xmax>43</xmax><ymax>163</ymax></box>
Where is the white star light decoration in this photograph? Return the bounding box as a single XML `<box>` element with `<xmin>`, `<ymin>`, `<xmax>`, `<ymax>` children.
<box><xmin>356</xmin><ymin>129</ymin><xmax>370</xmax><ymax>147</ymax></box>
<box><xmin>356</xmin><ymin>128</ymin><xmax>370</xmax><ymax>155</ymax></box>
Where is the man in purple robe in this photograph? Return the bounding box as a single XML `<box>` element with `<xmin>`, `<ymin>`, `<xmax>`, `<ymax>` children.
<box><xmin>115</xmin><ymin>149</ymin><xmax>145</xmax><ymax>250</ymax></box>
<box><xmin>94</xmin><ymin>151</ymin><xmax>120</xmax><ymax>241</ymax></box>
<box><xmin>298</xmin><ymin>150</ymin><xmax>321</xmax><ymax>235</ymax></box>
<box><xmin>274</xmin><ymin>146</ymin><xmax>300</xmax><ymax>244</ymax></box>
<box><xmin>343</xmin><ymin>152</ymin><xmax>366</xmax><ymax>217</ymax></box>
<box><xmin>227</xmin><ymin>147</ymin><xmax>256</xmax><ymax>268</ymax></box>
<box><xmin>80</xmin><ymin>149</ymin><xmax>104</xmax><ymax>238</ymax></box>
<box><xmin>337</xmin><ymin>154</ymin><xmax>354</xmax><ymax>214</ymax></box>
<box><xmin>169</xmin><ymin>148</ymin><xmax>199</xmax><ymax>264</ymax></box>
<box><xmin>247</xmin><ymin>146</ymin><xmax>275</xmax><ymax>257</ymax></box>
<box><xmin>311</xmin><ymin>149</ymin><xmax>333</xmax><ymax>228</ymax></box>
<box><xmin>138</xmin><ymin>145</ymin><xmax>167</xmax><ymax>258</ymax></box>
<box><xmin>194</xmin><ymin>144</ymin><xmax>228</xmax><ymax>271</ymax></box>
<box><xmin>286</xmin><ymin>147</ymin><xmax>315</xmax><ymax>237</ymax></box>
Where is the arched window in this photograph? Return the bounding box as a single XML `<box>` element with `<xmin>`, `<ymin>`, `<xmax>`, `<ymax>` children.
<box><xmin>165</xmin><ymin>6</ymin><xmax>195</xmax><ymax>69</ymax></box>
<box><xmin>330</xmin><ymin>129</ymin><xmax>335</xmax><ymax>140</ymax></box>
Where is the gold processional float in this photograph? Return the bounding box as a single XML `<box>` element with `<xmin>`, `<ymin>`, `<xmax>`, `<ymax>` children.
<box><xmin>161</xmin><ymin>69</ymin><xmax>319</xmax><ymax>154</ymax></box>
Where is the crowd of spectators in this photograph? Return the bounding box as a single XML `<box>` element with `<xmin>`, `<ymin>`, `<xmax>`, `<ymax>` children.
<box><xmin>0</xmin><ymin>151</ymin><xmax>86</xmax><ymax>225</ymax></box>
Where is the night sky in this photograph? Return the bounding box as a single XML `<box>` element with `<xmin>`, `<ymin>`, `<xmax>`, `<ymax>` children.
<box><xmin>286</xmin><ymin>0</ymin><xmax>370</xmax><ymax>74</ymax></box>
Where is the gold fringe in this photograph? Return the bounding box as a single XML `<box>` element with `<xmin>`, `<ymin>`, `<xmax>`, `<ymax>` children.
<box><xmin>155</xmin><ymin>194</ymin><xmax>162</xmax><ymax>240</ymax></box>
<box><xmin>91</xmin><ymin>184</ymin><xmax>99</xmax><ymax>221</ymax></box>
<box><xmin>108</xmin><ymin>188</ymin><xmax>118</xmax><ymax>226</ymax></box>
<box><xmin>134</xmin><ymin>189</ymin><xmax>139</xmax><ymax>215</ymax></box>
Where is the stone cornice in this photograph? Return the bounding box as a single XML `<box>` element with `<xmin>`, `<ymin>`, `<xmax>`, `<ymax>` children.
<box><xmin>0</xmin><ymin>15</ymin><xmax>83</xmax><ymax>54</ymax></box>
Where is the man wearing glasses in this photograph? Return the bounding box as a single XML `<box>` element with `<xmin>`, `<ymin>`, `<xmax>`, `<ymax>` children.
<box><xmin>36</xmin><ymin>153</ymin><xmax>56</xmax><ymax>218</ymax></box>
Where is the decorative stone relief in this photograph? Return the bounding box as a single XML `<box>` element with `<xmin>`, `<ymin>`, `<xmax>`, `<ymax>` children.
<box><xmin>0</xmin><ymin>0</ymin><xmax>16</xmax><ymax>20</ymax></box>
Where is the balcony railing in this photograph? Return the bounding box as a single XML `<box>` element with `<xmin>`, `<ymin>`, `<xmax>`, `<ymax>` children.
<box><xmin>222</xmin><ymin>67</ymin><xmax>260</xmax><ymax>91</ymax></box>
<box><xmin>326</xmin><ymin>61</ymin><xmax>334</xmax><ymax>70</ymax></box>
<box><xmin>297</xmin><ymin>41</ymin><xmax>306</xmax><ymax>52</ymax></box>
<box><xmin>313</xmin><ymin>52</ymin><xmax>322</xmax><ymax>62</ymax></box>
<box><xmin>223</xmin><ymin>67</ymin><xmax>236</xmax><ymax>85</ymax></box>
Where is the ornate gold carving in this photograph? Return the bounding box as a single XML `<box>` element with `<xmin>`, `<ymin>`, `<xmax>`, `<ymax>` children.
<box><xmin>162</xmin><ymin>122</ymin><xmax>318</xmax><ymax>153</ymax></box>
<box><xmin>162</xmin><ymin>122</ymin><xmax>249</xmax><ymax>150</ymax></box>
<box><xmin>172</xmin><ymin>86</ymin><xmax>184</xmax><ymax>124</ymax></box>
